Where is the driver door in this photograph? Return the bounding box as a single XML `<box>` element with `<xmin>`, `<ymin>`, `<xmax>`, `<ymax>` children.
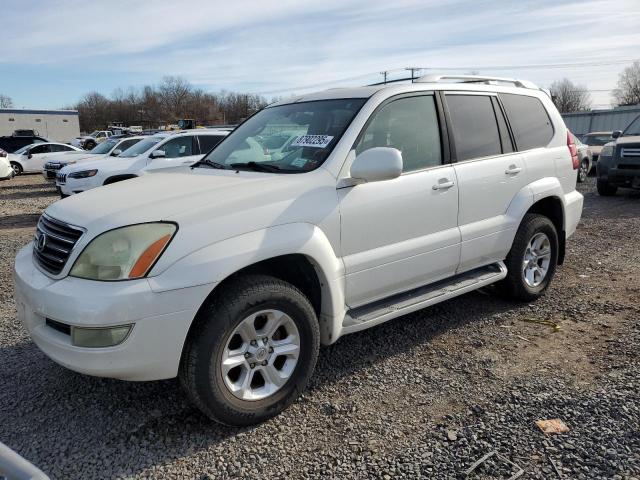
<box><xmin>145</xmin><ymin>136</ymin><xmax>201</xmax><ymax>171</ymax></box>
<box><xmin>338</xmin><ymin>94</ymin><xmax>460</xmax><ymax>308</ymax></box>
<box><xmin>22</xmin><ymin>144</ymin><xmax>52</xmax><ymax>172</ymax></box>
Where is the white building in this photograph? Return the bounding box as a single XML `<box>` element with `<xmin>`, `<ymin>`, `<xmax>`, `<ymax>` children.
<box><xmin>0</xmin><ymin>109</ymin><xmax>80</xmax><ymax>143</ymax></box>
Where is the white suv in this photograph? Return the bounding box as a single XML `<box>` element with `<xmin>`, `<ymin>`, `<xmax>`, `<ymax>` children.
<box><xmin>14</xmin><ymin>75</ymin><xmax>583</xmax><ymax>426</ymax></box>
<box><xmin>56</xmin><ymin>130</ymin><xmax>229</xmax><ymax>196</ymax></box>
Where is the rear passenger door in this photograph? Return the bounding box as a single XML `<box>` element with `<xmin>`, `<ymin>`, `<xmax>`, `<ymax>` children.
<box><xmin>339</xmin><ymin>94</ymin><xmax>460</xmax><ymax>307</ymax></box>
<box><xmin>444</xmin><ymin>92</ymin><xmax>527</xmax><ymax>272</ymax></box>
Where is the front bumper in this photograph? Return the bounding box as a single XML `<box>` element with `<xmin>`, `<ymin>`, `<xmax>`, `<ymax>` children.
<box><xmin>57</xmin><ymin>176</ymin><xmax>95</xmax><ymax>196</ymax></box>
<box><xmin>599</xmin><ymin>166</ymin><xmax>640</xmax><ymax>188</ymax></box>
<box><xmin>13</xmin><ymin>244</ymin><xmax>214</xmax><ymax>381</ymax></box>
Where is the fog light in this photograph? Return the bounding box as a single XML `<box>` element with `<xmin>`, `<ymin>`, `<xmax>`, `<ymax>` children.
<box><xmin>71</xmin><ymin>325</ymin><xmax>132</xmax><ymax>348</ymax></box>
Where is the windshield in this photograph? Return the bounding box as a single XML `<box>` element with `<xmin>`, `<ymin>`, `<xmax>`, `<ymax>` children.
<box><xmin>119</xmin><ymin>136</ymin><xmax>163</xmax><ymax>157</ymax></box>
<box><xmin>623</xmin><ymin>115</ymin><xmax>640</xmax><ymax>136</ymax></box>
<box><xmin>89</xmin><ymin>139</ymin><xmax>118</xmax><ymax>154</ymax></box>
<box><xmin>87</xmin><ymin>131</ymin><xmax>100</xmax><ymax>138</ymax></box>
<box><xmin>582</xmin><ymin>134</ymin><xmax>612</xmax><ymax>145</ymax></box>
<box><xmin>200</xmin><ymin>99</ymin><xmax>366</xmax><ymax>172</ymax></box>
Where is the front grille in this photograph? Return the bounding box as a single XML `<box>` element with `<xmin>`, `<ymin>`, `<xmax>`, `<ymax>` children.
<box><xmin>33</xmin><ymin>215</ymin><xmax>83</xmax><ymax>275</ymax></box>
<box><xmin>621</xmin><ymin>147</ymin><xmax>640</xmax><ymax>158</ymax></box>
<box><xmin>56</xmin><ymin>172</ymin><xmax>67</xmax><ymax>184</ymax></box>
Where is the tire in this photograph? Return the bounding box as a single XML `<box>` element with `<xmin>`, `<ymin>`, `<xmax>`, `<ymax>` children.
<box><xmin>84</xmin><ymin>140</ymin><xmax>96</xmax><ymax>150</ymax></box>
<box><xmin>597</xmin><ymin>179</ymin><xmax>617</xmax><ymax>196</ymax></box>
<box><xmin>179</xmin><ymin>274</ymin><xmax>320</xmax><ymax>426</ymax></box>
<box><xmin>499</xmin><ymin>214</ymin><xmax>558</xmax><ymax>301</ymax></box>
<box><xmin>577</xmin><ymin>158</ymin><xmax>589</xmax><ymax>183</ymax></box>
<box><xmin>10</xmin><ymin>162</ymin><xmax>22</xmax><ymax>176</ymax></box>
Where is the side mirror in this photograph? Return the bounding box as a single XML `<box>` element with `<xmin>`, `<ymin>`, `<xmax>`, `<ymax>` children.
<box><xmin>350</xmin><ymin>147</ymin><xmax>403</xmax><ymax>183</ymax></box>
<box><xmin>27</xmin><ymin>153</ymin><xmax>33</xmax><ymax>159</ymax></box>
<box><xmin>111</xmin><ymin>149</ymin><xmax>122</xmax><ymax>156</ymax></box>
<box><xmin>612</xmin><ymin>130</ymin><xmax>622</xmax><ymax>139</ymax></box>
<box><xmin>149</xmin><ymin>149</ymin><xmax>166</xmax><ymax>159</ymax></box>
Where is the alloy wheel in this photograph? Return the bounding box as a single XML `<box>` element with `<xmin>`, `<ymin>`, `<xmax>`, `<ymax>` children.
<box><xmin>522</xmin><ymin>232</ymin><xmax>551</xmax><ymax>287</ymax></box>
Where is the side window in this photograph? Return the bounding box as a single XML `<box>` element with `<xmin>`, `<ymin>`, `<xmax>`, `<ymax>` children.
<box><xmin>445</xmin><ymin>94</ymin><xmax>502</xmax><ymax>161</ymax></box>
<box><xmin>499</xmin><ymin>93</ymin><xmax>553</xmax><ymax>151</ymax></box>
<box><xmin>158</xmin><ymin>136</ymin><xmax>194</xmax><ymax>158</ymax></box>
<box><xmin>492</xmin><ymin>97</ymin><xmax>514</xmax><ymax>154</ymax></box>
<box><xmin>118</xmin><ymin>139</ymin><xmax>139</xmax><ymax>151</ymax></box>
<box><xmin>96</xmin><ymin>132</ymin><xmax>105</xmax><ymax>139</ymax></box>
<box><xmin>50</xmin><ymin>144</ymin><xmax>73</xmax><ymax>152</ymax></box>
<box><xmin>355</xmin><ymin>95</ymin><xmax>442</xmax><ymax>172</ymax></box>
<box><xmin>29</xmin><ymin>144</ymin><xmax>51</xmax><ymax>154</ymax></box>
<box><xmin>197</xmin><ymin>135</ymin><xmax>225</xmax><ymax>154</ymax></box>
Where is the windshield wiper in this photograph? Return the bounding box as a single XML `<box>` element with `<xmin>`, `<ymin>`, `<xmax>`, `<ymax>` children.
<box><xmin>230</xmin><ymin>161</ymin><xmax>281</xmax><ymax>173</ymax></box>
<box><xmin>191</xmin><ymin>159</ymin><xmax>228</xmax><ymax>170</ymax></box>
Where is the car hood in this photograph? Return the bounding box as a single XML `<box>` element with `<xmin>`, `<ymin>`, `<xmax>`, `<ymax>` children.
<box><xmin>617</xmin><ymin>135</ymin><xmax>640</xmax><ymax>145</ymax></box>
<box><xmin>46</xmin><ymin>152</ymin><xmax>100</xmax><ymax>164</ymax></box>
<box><xmin>45</xmin><ymin>168</ymin><xmax>338</xmax><ymax>244</ymax></box>
<box><xmin>61</xmin><ymin>156</ymin><xmax>137</xmax><ymax>173</ymax></box>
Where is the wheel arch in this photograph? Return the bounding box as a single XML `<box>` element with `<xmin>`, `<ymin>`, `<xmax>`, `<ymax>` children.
<box><xmin>525</xmin><ymin>195</ymin><xmax>565</xmax><ymax>264</ymax></box>
<box><xmin>148</xmin><ymin>223</ymin><xmax>346</xmax><ymax>346</ymax></box>
<box><xmin>103</xmin><ymin>174</ymin><xmax>137</xmax><ymax>185</ymax></box>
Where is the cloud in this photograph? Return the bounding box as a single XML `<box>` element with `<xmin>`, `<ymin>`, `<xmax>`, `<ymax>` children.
<box><xmin>1</xmin><ymin>0</ymin><xmax>639</xmax><ymax>107</ymax></box>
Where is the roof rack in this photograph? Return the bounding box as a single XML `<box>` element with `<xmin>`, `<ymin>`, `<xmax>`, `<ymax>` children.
<box><xmin>415</xmin><ymin>74</ymin><xmax>540</xmax><ymax>90</ymax></box>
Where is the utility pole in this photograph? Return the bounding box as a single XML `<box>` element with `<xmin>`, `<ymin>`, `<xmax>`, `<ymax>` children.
<box><xmin>405</xmin><ymin>67</ymin><xmax>420</xmax><ymax>83</ymax></box>
<box><xmin>380</xmin><ymin>71</ymin><xmax>388</xmax><ymax>84</ymax></box>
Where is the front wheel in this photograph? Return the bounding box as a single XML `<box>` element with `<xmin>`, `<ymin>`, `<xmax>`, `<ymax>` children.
<box><xmin>499</xmin><ymin>214</ymin><xmax>558</xmax><ymax>301</ymax></box>
<box><xmin>10</xmin><ymin>162</ymin><xmax>22</xmax><ymax>176</ymax></box>
<box><xmin>597</xmin><ymin>179</ymin><xmax>617</xmax><ymax>196</ymax></box>
<box><xmin>179</xmin><ymin>274</ymin><xmax>320</xmax><ymax>426</ymax></box>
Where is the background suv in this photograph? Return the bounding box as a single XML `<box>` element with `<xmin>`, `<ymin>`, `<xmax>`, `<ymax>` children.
<box><xmin>596</xmin><ymin>115</ymin><xmax>640</xmax><ymax>195</ymax></box>
<box><xmin>15</xmin><ymin>75</ymin><xmax>582</xmax><ymax>426</ymax></box>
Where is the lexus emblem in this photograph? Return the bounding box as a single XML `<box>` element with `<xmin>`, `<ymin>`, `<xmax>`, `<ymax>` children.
<box><xmin>35</xmin><ymin>231</ymin><xmax>47</xmax><ymax>252</ymax></box>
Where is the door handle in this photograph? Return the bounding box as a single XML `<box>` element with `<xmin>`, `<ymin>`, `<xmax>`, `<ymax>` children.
<box><xmin>432</xmin><ymin>179</ymin><xmax>455</xmax><ymax>190</ymax></box>
<box><xmin>505</xmin><ymin>165</ymin><xmax>522</xmax><ymax>175</ymax></box>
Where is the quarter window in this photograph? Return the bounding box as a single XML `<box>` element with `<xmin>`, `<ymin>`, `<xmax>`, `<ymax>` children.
<box><xmin>355</xmin><ymin>95</ymin><xmax>442</xmax><ymax>172</ymax></box>
<box><xmin>499</xmin><ymin>93</ymin><xmax>553</xmax><ymax>150</ymax></box>
<box><xmin>446</xmin><ymin>95</ymin><xmax>502</xmax><ymax>161</ymax></box>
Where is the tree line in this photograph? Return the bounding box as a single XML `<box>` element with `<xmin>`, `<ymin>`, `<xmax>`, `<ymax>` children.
<box><xmin>68</xmin><ymin>76</ymin><xmax>270</xmax><ymax>132</ymax></box>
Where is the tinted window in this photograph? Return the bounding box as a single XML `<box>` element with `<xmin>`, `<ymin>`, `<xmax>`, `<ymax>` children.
<box><xmin>499</xmin><ymin>93</ymin><xmax>553</xmax><ymax>150</ymax></box>
<box><xmin>29</xmin><ymin>144</ymin><xmax>51</xmax><ymax>154</ymax></box>
<box><xmin>355</xmin><ymin>95</ymin><xmax>442</xmax><ymax>172</ymax></box>
<box><xmin>492</xmin><ymin>98</ymin><xmax>514</xmax><ymax>153</ymax></box>
<box><xmin>158</xmin><ymin>136</ymin><xmax>194</xmax><ymax>158</ymax></box>
<box><xmin>117</xmin><ymin>139</ymin><xmax>140</xmax><ymax>152</ymax></box>
<box><xmin>197</xmin><ymin>135</ymin><xmax>225</xmax><ymax>154</ymax></box>
<box><xmin>446</xmin><ymin>95</ymin><xmax>501</xmax><ymax>161</ymax></box>
<box><xmin>50</xmin><ymin>144</ymin><xmax>73</xmax><ymax>152</ymax></box>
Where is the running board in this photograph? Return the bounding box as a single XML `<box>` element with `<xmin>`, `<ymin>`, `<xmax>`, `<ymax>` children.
<box><xmin>342</xmin><ymin>262</ymin><xmax>507</xmax><ymax>335</ymax></box>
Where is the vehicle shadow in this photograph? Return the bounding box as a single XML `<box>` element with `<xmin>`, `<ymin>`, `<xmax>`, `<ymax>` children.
<box><xmin>0</xmin><ymin>190</ymin><xmax>57</xmax><ymax>201</ymax></box>
<box><xmin>0</xmin><ymin>213</ymin><xmax>40</xmax><ymax>230</ymax></box>
<box><xmin>0</xmin><ymin>290</ymin><xmax>526</xmax><ymax>479</ymax></box>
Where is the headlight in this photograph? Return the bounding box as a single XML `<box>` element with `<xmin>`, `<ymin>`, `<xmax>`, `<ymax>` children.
<box><xmin>600</xmin><ymin>145</ymin><xmax>614</xmax><ymax>157</ymax></box>
<box><xmin>70</xmin><ymin>223</ymin><xmax>177</xmax><ymax>281</ymax></box>
<box><xmin>68</xmin><ymin>169</ymin><xmax>98</xmax><ymax>179</ymax></box>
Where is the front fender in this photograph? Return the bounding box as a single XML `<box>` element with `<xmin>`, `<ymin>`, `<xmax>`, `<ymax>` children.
<box><xmin>147</xmin><ymin>223</ymin><xmax>346</xmax><ymax>345</ymax></box>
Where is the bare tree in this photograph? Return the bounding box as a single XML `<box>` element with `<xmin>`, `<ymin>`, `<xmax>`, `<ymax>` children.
<box><xmin>612</xmin><ymin>61</ymin><xmax>640</xmax><ymax>106</ymax></box>
<box><xmin>549</xmin><ymin>78</ymin><xmax>591</xmax><ymax>113</ymax></box>
<box><xmin>158</xmin><ymin>76</ymin><xmax>192</xmax><ymax>119</ymax></box>
<box><xmin>0</xmin><ymin>94</ymin><xmax>13</xmax><ymax>108</ymax></box>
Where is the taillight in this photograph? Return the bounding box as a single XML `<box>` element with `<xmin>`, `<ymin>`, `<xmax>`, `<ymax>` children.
<box><xmin>567</xmin><ymin>131</ymin><xmax>579</xmax><ymax>170</ymax></box>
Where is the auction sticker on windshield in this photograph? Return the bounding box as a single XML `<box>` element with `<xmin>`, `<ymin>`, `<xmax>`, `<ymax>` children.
<box><xmin>291</xmin><ymin>135</ymin><xmax>334</xmax><ymax>148</ymax></box>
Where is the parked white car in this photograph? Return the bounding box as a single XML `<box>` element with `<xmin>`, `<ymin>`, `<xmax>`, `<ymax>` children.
<box><xmin>71</xmin><ymin>130</ymin><xmax>113</xmax><ymax>150</ymax></box>
<box><xmin>56</xmin><ymin>130</ymin><xmax>228</xmax><ymax>197</ymax></box>
<box><xmin>42</xmin><ymin>136</ymin><xmax>145</xmax><ymax>182</ymax></box>
<box><xmin>14</xmin><ymin>75</ymin><xmax>583</xmax><ymax>426</ymax></box>
<box><xmin>8</xmin><ymin>142</ymin><xmax>82</xmax><ymax>175</ymax></box>
<box><xmin>0</xmin><ymin>149</ymin><xmax>14</xmax><ymax>180</ymax></box>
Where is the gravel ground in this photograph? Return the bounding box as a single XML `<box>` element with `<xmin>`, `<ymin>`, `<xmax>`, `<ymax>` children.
<box><xmin>1</xmin><ymin>174</ymin><xmax>639</xmax><ymax>480</ymax></box>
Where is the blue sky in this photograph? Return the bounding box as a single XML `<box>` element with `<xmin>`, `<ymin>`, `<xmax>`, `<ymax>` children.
<box><xmin>1</xmin><ymin>0</ymin><xmax>639</xmax><ymax>109</ymax></box>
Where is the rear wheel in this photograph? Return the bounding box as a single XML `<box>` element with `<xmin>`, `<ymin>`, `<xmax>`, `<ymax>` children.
<box><xmin>10</xmin><ymin>162</ymin><xmax>22</xmax><ymax>175</ymax></box>
<box><xmin>597</xmin><ymin>179</ymin><xmax>617</xmax><ymax>196</ymax></box>
<box><xmin>499</xmin><ymin>214</ymin><xmax>558</xmax><ymax>301</ymax></box>
<box><xmin>179</xmin><ymin>274</ymin><xmax>320</xmax><ymax>426</ymax></box>
<box><xmin>577</xmin><ymin>158</ymin><xmax>589</xmax><ymax>183</ymax></box>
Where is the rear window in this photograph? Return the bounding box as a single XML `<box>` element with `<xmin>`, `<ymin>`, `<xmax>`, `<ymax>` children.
<box><xmin>446</xmin><ymin>94</ymin><xmax>502</xmax><ymax>161</ymax></box>
<box><xmin>499</xmin><ymin>93</ymin><xmax>553</xmax><ymax>150</ymax></box>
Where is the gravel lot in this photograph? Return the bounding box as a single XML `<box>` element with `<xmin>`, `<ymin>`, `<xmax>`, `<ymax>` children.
<box><xmin>1</xmin><ymin>174</ymin><xmax>638</xmax><ymax>480</ymax></box>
